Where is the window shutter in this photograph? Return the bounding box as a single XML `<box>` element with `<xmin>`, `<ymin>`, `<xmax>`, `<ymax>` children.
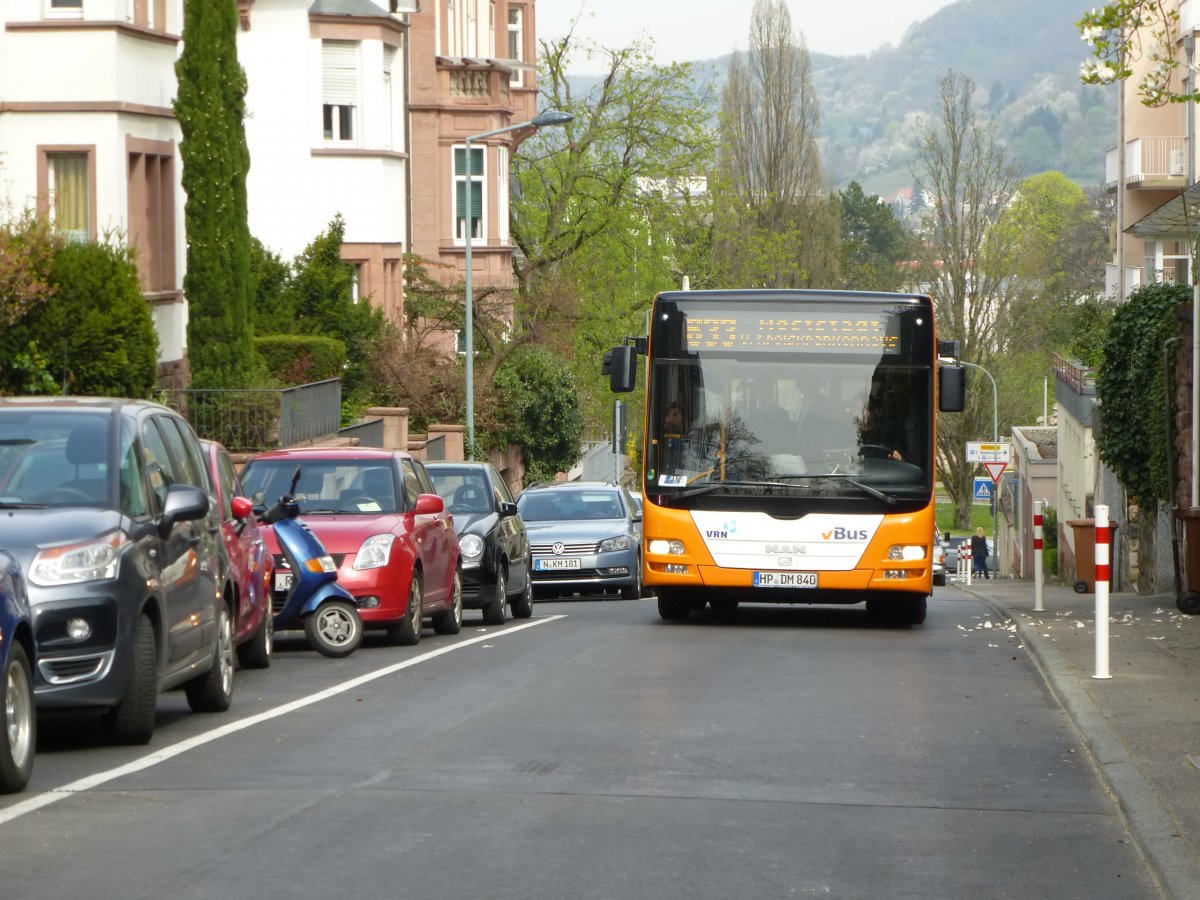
<box><xmin>323</xmin><ymin>41</ymin><xmax>358</xmax><ymax>105</ymax></box>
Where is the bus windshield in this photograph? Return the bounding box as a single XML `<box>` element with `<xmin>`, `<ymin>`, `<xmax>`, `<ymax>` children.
<box><xmin>647</xmin><ymin>294</ymin><xmax>934</xmax><ymax>509</ymax></box>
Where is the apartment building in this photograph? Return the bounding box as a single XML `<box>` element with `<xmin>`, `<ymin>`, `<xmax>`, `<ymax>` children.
<box><xmin>0</xmin><ymin>0</ymin><xmax>189</xmax><ymax>383</ymax></box>
<box><xmin>407</xmin><ymin>0</ymin><xmax>538</xmax><ymax>351</ymax></box>
<box><xmin>237</xmin><ymin>0</ymin><xmax>413</xmax><ymax>325</ymax></box>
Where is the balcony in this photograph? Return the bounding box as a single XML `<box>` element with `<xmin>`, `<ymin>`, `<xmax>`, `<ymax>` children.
<box><xmin>1105</xmin><ymin>136</ymin><xmax>1189</xmax><ymax>190</ymax></box>
<box><xmin>1105</xmin><ymin>263</ymin><xmax>1142</xmax><ymax>299</ymax></box>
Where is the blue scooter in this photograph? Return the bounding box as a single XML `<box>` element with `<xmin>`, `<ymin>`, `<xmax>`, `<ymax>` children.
<box><xmin>259</xmin><ymin>466</ymin><xmax>363</xmax><ymax>658</ymax></box>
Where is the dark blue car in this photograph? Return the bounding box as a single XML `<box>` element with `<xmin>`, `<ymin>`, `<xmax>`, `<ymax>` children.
<box><xmin>1</xmin><ymin>549</ymin><xmax>36</xmax><ymax>794</ymax></box>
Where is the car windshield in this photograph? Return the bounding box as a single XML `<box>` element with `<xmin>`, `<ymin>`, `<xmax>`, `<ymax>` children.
<box><xmin>428</xmin><ymin>469</ymin><xmax>493</xmax><ymax>514</ymax></box>
<box><xmin>0</xmin><ymin>410</ymin><xmax>112</xmax><ymax>508</ymax></box>
<box><xmin>517</xmin><ymin>490</ymin><xmax>624</xmax><ymax>522</ymax></box>
<box><xmin>241</xmin><ymin>459</ymin><xmax>398</xmax><ymax>514</ymax></box>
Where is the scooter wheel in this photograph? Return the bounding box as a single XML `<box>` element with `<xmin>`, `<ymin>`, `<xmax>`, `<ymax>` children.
<box><xmin>304</xmin><ymin>599</ymin><xmax>363</xmax><ymax>658</ymax></box>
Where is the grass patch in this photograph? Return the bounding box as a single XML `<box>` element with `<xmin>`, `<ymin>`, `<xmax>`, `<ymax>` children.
<box><xmin>935</xmin><ymin>500</ymin><xmax>995</xmax><ymax>538</ymax></box>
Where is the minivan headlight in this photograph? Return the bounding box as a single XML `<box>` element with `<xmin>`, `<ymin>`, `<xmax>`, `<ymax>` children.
<box><xmin>30</xmin><ymin>531</ymin><xmax>128</xmax><ymax>586</ymax></box>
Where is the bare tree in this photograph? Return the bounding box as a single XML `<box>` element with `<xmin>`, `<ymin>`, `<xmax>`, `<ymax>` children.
<box><xmin>912</xmin><ymin>72</ymin><xmax>1023</xmax><ymax>527</ymax></box>
<box><xmin>712</xmin><ymin>0</ymin><xmax>839</xmax><ymax>288</ymax></box>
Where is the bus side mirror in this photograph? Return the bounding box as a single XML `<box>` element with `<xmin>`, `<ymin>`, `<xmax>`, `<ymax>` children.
<box><xmin>939</xmin><ymin>365</ymin><xmax>965</xmax><ymax>412</ymax></box>
<box><xmin>603</xmin><ymin>346</ymin><xmax>638</xmax><ymax>393</ymax></box>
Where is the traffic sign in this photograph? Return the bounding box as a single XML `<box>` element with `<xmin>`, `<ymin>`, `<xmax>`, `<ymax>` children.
<box><xmin>967</xmin><ymin>441</ymin><xmax>1011</xmax><ymax>463</ymax></box>
<box><xmin>983</xmin><ymin>461</ymin><xmax>1008</xmax><ymax>483</ymax></box>
<box><xmin>973</xmin><ymin>477</ymin><xmax>993</xmax><ymax>501</ymax></box>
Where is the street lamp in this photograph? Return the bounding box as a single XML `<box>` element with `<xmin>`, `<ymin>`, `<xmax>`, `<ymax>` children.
<box><xmin>463</xmin><ymin>109</ymin><xmax>573</xmax><ymax>459</ymax></box>
<box><xmin>940</xmin><ymin>356</ymin><xmax>999</xmax><ymax>575</ymax></box>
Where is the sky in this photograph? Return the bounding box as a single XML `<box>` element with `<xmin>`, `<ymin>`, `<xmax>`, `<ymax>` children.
<box><xmin>537</xmin><ymin>0</ymin><xmax>960</xmax><ymax>69</ymax></box>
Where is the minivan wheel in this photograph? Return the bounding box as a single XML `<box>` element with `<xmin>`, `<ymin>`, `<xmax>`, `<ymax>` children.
<box><xmin>0</xmin><ymin>643</ymin><xmax>36</xmax><ymax>794</ymax></box>
<box><xmin>102</xmin><ymin>615</ymin><xmax>157</xmax><ymax>745</ymax></box>
<box><xmin>510</xmin><ymin>576</ymin><xmax>533</xmax><ymax>619</ymax></box>
<box><xmin>186</xmin><ymin>604</ymin><xmax>235</xmax><ymax>712</ymax></box>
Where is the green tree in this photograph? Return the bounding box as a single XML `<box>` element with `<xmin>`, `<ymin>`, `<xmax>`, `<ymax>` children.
<box><xmin>248</xmin><ymin>237</ymin><xmax>293</xmax><ymax>334</ymax></box>
<box><xmin>175</xmin><ymin>0</ymin><xmax>257</xmax><ymax>389</ymax></box>
<box><xmin>490</xmin><ymin>346</ymin><xmax>584</xmax><ymax>484</ymax></box>
<box><xmin>0</xmin><ymin>239</ymin><xmax>158</xmax><ymax>397</ymax></box>
<box><xmin>283</xmin><ymin>215</ymin><xmax>383</xmax><ymax>398</ymax></box>
<box><xmin>837</xmin><ymin>182</ymin><xmax>911</xmax><ymax>292</ymax></box>
<box><xmin>912</xmin><ymin>72</ymin><xmax>1023</xmax><ymax>529</ymax></box>
<box><xmin>1078</xmin><ymin>2</ymin><xmax>1192</xmax><ymax>105</ymax></box>
<box><xmin>712</xmin><ymin>0</ymin><xmax>839</xmax><ymax>288</ymax></box>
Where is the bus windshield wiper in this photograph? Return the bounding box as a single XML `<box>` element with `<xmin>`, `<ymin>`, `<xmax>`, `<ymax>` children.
<box><xmin>667</xmin><ymin>479</ymin><xmax>804</xmax><ymax>499</ymax></box>
<box><xmin>0</xmin><ymin>502</ymin><xmax>49</xmax><ymax>509</ymax></box>
<box><xmin>771</xmin><ymin>473</ymin><xmax>898</xmax><ymax>505</ymax></box>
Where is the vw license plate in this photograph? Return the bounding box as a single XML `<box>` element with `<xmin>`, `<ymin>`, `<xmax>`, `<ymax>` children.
<box><xmin>753</xmin><ymin>571</ymin><xmax>817</xmax><ymax>588</ymax></box>
<box><xmin>535</xmin><ymin>558</ymin><xmax>581</xmax><ymax>571</ymax></box>
<box><xmin>274</xmin><ymin>572</ymin><xmax>293</xmax><ymax>593</ymax></box>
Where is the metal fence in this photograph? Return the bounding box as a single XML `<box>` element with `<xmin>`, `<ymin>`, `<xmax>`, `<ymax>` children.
<box><xmin>338</xmin><ymin>416</ymin><xmax>384</xmax><ymax>447</ymax></box>
<box><xmin>170</xmin><ymin>379</ymin><xmax>342</xmax><ymax>452</ymax></box>
<box><xmin>424</xmin><ymin>433</ymin><xmax>446</xmax><ymax>460</ymax></box>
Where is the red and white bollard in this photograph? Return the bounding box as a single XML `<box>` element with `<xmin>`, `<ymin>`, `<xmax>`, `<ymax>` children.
<box><xmin>963</xmin><ymin>542</ymin><xmax>973</xmax><ymax>585</ymax></box>
<box><xmin>1033</xmin><ymin>500</ymin><xmax>1044</xmax><ymax>612</ymax></box>
<box><xmin>1093</xmin><ymin>505</ymin><xmax>1111</xmax><ymax>680</ymax></box>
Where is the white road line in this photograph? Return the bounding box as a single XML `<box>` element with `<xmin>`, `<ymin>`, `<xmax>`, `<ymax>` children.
<box><xmin>0</xmin><ymin>615</ymin><xmax>565</xmax><ymax>826</ymax></box>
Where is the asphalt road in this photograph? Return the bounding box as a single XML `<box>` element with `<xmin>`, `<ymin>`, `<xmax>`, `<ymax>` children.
<box><xmin>0</xmin><ymin>590</ymin><xmax>1161</xmax><ymax>899</ymax></box>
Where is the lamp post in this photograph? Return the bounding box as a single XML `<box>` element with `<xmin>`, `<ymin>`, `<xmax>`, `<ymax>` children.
<box><xmin>463</xmin><ymin>109</ymin><xmax>573</xmax><ymax>459</ymax></box>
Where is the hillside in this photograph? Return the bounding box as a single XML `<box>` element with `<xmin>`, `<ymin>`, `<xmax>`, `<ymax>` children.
<box><xmin>566</xmin><ymin>0</ymin><xmax>1116</xmax><ymax>198</ymax></box>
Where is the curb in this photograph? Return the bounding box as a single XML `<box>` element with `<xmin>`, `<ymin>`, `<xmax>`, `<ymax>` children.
<box><xmin>971</xmin><ymin>589</ymin><xmax>1200</xmax><ymax>900</ymax></box>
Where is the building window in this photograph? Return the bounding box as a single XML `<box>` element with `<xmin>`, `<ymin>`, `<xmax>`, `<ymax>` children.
<box><xmin>1144</xmin><ymin>239</ymin><xmax>1192</xmax><ymax>285</ymax></box>
<box><xmin>43</xmin><ymin>151</ymin><xmax>92</xmax><ymax>242</ymax></box>
<box><xmin>127</xmin><ymin>141</ymin><xmax>176</xmax><ymax>292</ymax></box>
<box><xmin>47</xmin><ymin>0</ymin><xmax>83</xmax><ymax>16</ymax></box>
<box><xmin>322</xmin><ymin>41</ymin><xmax>358</xmax><ymax>143</ymax></box>
<box><xmin>497</xmin><ymin>145</ymin><xmax>510</xmax><ymax>243</ymax></box>
<box><xmin>454</xmin><ymin>145</ymin><xmax>485</xmax><ymax>243</ymax></box>
<box><xmin>507</xmin><ymin>5</ymin><xmax>524</xmax><ymax>87</ymax></box>
<box><xmin>383</xmin><ymin>46</ymin><xmax>396</xmax><ymax>151</ymax></box>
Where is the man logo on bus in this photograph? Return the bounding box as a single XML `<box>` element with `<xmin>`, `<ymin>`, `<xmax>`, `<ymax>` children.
<box><xmin>821</xmin><ymin>526</ymin><xmax>869</xmax><ymax>541</ymax></box>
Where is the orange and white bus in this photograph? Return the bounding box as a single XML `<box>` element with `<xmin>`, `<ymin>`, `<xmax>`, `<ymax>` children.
<box><xmin>604</xmin><ymin>289</ymin><xmax>964</xmax><ymax>624</ymax></box>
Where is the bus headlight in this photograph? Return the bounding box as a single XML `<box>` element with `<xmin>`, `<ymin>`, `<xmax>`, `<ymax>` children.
<box><xmin>888</xmin><ymin>545</ymin><xmax>926</xmax><ymax>561</ymax></box>
<box><xmin>649</xmin><ymin>539</ymin><xmax>686</xmax><ymax>555</ymax></box>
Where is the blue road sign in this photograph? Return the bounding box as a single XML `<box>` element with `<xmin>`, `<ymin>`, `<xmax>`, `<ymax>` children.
<box><xmin>973</xmin><ymin>477</ymin><xmax>993</xmax><ymax>502</ymax></box>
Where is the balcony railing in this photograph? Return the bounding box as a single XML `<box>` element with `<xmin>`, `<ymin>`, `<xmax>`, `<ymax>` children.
<box><xmin>1053</xmin><ymin>353</ymin><xmax>1096</xmax><ymax>395</ymax></box>
<box><xmin>1105</xmin><ymin>263</ymin><xmax>1142</xmax><ymax>299</ymax></box>
<box><xmin>1106</xmin><ymin>136</ymin><xmax>1188</xmax><ymax>189</ymax></box>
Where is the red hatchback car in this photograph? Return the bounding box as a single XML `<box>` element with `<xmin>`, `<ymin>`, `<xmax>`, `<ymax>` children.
<box><xmin>201</xmin><ymin>440</ymin><xmax>274</xmax><ymax>669</ymax></box>
<box><xmin>239</xmin><ymin>447</ymin><xmax>462</xmax><ymax>645</ymax></box>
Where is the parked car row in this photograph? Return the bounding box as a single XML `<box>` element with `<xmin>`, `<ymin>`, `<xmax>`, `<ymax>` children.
<box><xmin>1</xmin><ymin>400</ymin><xmax>648</xmax><ymax>795</ymax></box>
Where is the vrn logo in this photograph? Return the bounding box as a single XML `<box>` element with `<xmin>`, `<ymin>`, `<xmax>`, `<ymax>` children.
<box><xmin>706</xmin><ymin>530</ymin><xmax>729</xmax><ymax>539</ymax></box>
<box><xmin>821</xmin><ymin>527</ymin><xmax>869</xmax><ymax>541</ymax></box>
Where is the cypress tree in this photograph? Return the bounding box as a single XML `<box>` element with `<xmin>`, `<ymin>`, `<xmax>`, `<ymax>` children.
<box><xmin>174</xmin><ymin>0</ymin><xmax>257</xmax><ymax>388</ymax></box>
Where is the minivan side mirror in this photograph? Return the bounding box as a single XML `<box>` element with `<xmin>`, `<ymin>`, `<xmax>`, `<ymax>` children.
<box><xmin>499</xmin><ymin>501</ymin><xmax>519</xmax><ymax>518</ymax></box>
<box><xmin>414</xmin><ymin>493</ymin><xmax>444</xmax><ymax>515</ymax></box>
<box><xmin>939</xmin><ymin>365</ymin><xmax>965</xmax><ymax>412</ymax></box>
<box><xmin>158</xmin><ymin>483</ymin><xmax>210</xmax><ymax>539</ymax></box>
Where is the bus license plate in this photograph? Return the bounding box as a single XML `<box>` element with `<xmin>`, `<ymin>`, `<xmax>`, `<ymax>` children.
<box><xmin>753</xmin><ymin>571</ymin><xmax>817</xmax><ymax>588</ymax></box>
<box><xmin>535</xmin><ymin>558</ymin><xmax>581</xmax><ymax>571</ymax></box>
<box><xmin>274</xmin><ymin>572</ymin><xmax>293</xmax><ymax>593</ymax></box>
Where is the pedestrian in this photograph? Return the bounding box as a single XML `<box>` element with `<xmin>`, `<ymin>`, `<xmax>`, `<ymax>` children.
<box><xmin>971</xmin><ymin>526</ymin><xmax>991</xmax><ymax>579</ymax></box>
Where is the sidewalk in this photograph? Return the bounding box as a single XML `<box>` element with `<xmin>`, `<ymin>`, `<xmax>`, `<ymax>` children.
<box><xmin>953</xmin><ymin>576</ymin><xmax>1200</xmax><ymax>900</ymax></box>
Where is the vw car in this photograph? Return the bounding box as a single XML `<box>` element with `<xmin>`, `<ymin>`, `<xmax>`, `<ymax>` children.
<box><xmin>1</xmin><ymin>549</ymin><xmax>35</xmax><ymax>794</ymax></box>
<box><xmin>427</xmin><ymin>461</ymin><xmax>532</xmax><ymax>624</ymax></box>
<box><xmin>515</xmin><ymin>482</ymin><xmax>643</xmax><ymax>600</ymax></box>
<box><xmin>239</xmin><ymin>447</ymin><xmax>462</xmax><ymax>644</ymax></box>
<box><xmin>0</xmin><ymin>397</ymin><xmax>235</xmax><ymax>745</ymax></box>
<box><xmin>201</xmin><ymin>440</ymin><xmax>273</xmax><ymax>668</ymax></box>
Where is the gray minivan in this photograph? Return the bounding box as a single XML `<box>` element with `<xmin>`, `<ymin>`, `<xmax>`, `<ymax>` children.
<box><xmin>0</xmin><ymin>397</ymin><xmax>234</xmax><ymax>744</ymax></box>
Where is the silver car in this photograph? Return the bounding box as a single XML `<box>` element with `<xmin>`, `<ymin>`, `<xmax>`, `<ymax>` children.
<box><xmin>516</xmin><ymin>482</ymin><xmax>643</xmax><ymax>600</ymax></box>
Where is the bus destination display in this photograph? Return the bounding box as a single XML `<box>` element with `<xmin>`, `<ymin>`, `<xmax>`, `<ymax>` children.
<box><xmin>685</xmin><ymin>311</ymin><xmax>902</xmax><ymax>355</ymax></box>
